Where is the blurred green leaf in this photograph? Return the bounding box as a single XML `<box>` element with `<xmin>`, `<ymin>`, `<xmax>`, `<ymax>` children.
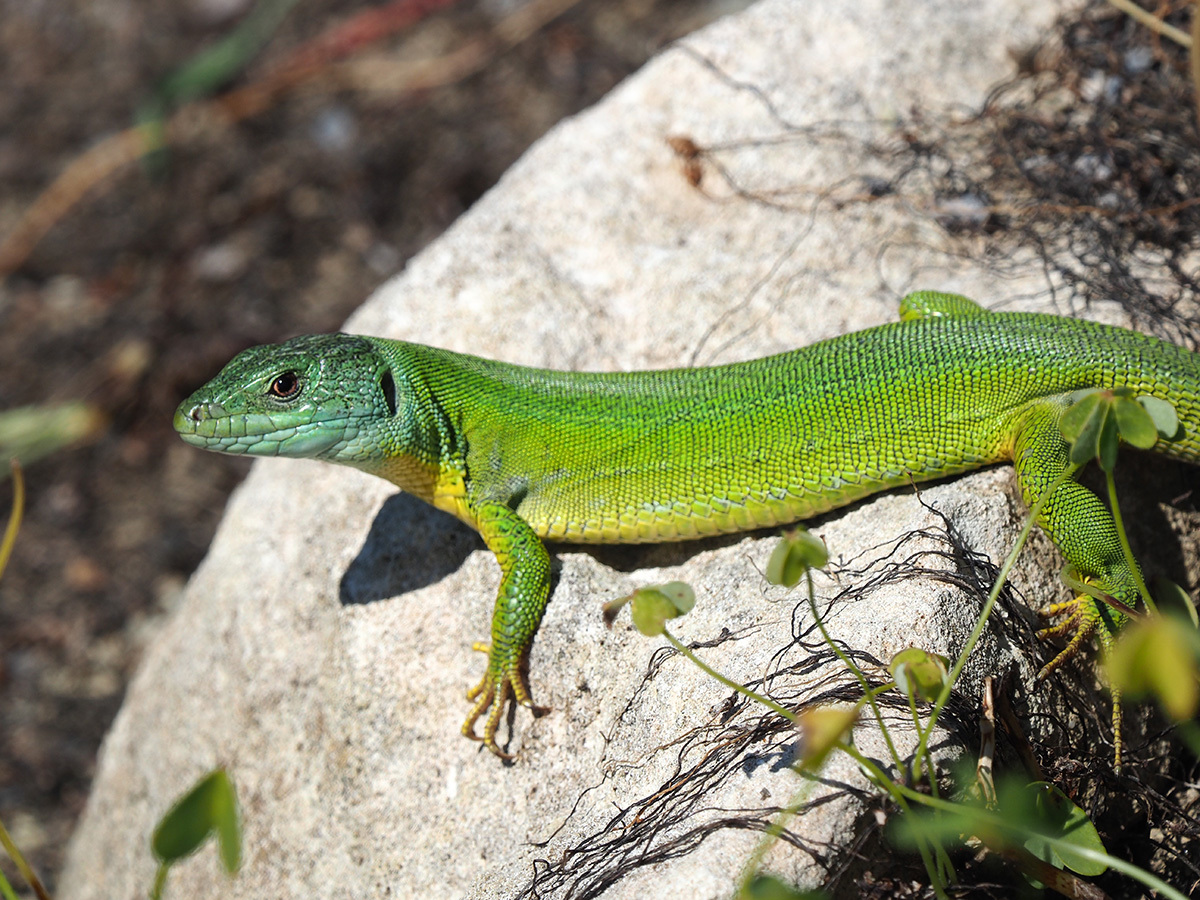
<box><xmin>152</xmin><ymin>768</ymin><xmax>242</xmax><ymax>873</ymax></box>
<box><xmin>796</xmin><ymin>705</ymin><xmax>858</xmax><ymax>771</ymax></box>
<box><xmin>766</xmin><ymin>528</ymin><xmax>828</xmax><ymax>588</ymax></box>
<box><xmin>1107</xmin><ymin>613</ymin><xmax>1200</xmax><ymax>721</ymax></box>
<box><xmin>1060</xmin><ymin>389</ymin><xmax>1181</xmax><ymax>472</ymax></box>
<box><xmin>1138</xmin><ymin>395</ymin><xmax>1181</xmax><ymax>440</ymax></box>
<box><xmin>893</xmin><ymin>777</ymin><xmax>1107</xmax><ymax>879</ymax></box>
<box><xmin>0</xmin><ymin>403</ymin><xmax>105</xmax><ymax>474</ymax></box>
<box><xmin>141</xmin><ymin>0</ymin><xmax>301</xmax><ymax>114</ymax></box>
<box><xmin>1112</xmin><ymin>395</ymin><xmax>1158</xmax><ymax>449</ymax></box>
<box><xmin>889</xmin><ymin>648</ymin><xmax>950</xmax><ymax>703</ymax></box>
<box><xmin>135</xmin><ymin>0</ymin><xmax>301</xmax><ymax>173</ymax></box>
<box><xmin>624</xmin><ymin>582</ymin><xmax>695</xmax><ymax>637</ymax></box>
<box><xmin>1018</xmin><ymin>782</ymin><xmax>1107</xmax><ymax>877</ymax></box>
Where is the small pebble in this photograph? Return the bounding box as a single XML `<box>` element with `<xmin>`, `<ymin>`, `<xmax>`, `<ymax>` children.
<box><xmin>1123</xmin><ymin>46</ymin><xmax>1154</xmax><ymax>74</ymax></box>
<box><xmin>311</xmin><ymin>105</ymin><xmax>358</xmax><ymax>155</ymax></box>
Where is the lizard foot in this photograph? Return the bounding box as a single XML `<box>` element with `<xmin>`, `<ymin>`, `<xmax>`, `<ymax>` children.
<box><xmin>1035</xmin><ymin>595</ymin><xmax>1099</xmax><ymax>680</ymax></box>
<box><xmin>1036</xmin><ymin>592</ymin><xmax>1124</xmax><ymax>768</ymax></box>
<box><xmin>461</xmin><ymin>641</ymin><xmax>536</xmax><ymax>759</ymax></box>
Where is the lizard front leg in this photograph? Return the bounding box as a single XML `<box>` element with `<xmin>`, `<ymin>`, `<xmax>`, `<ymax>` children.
<box><xmin>462</xmin><ymin>500</ymin><xmax>552</xmax><ymax>757</ymax></box>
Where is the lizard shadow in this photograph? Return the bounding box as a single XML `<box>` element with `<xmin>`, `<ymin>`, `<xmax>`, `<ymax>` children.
<box><xmin>339</xmin><ymin>493</ymin><xmax>484</xmax><ymax>606</ymax></box>
<box><xmin>338</xmin><ymin>493</ymin><xmax>762</xmax><ymax>606</ymax></box>
<box><xmin>573</xmin><ymin>530</ymin><xmax>770</xmax><ymax>573</ymax></box>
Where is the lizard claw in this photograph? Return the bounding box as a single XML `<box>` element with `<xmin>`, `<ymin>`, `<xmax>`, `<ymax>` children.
<box><xmin>1035</xmin><ymin>585</ymin><xmax>1124</xmax><ymax>768</ymax></box>
<box><xmin>1035</xmin><ymin>594</ymin><xmax>1099</xmax><ymax>680</ymax></box>
<box><xmin>461</xmin><ymin>642</ymin><xmax>536</xmax><ymax>758</ymax></box>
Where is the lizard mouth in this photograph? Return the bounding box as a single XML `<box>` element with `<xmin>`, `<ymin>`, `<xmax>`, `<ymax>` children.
<box><xmin>173</xmin><ymin>402</ymin><xmax>344</xmax><ymax>457</ymax></box>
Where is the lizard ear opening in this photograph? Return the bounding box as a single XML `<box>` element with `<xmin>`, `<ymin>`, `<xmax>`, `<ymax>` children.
<box><xmin>380</xmin><ymin>370</ymin><xmax>397</xmax><ymax>416</ymax></box>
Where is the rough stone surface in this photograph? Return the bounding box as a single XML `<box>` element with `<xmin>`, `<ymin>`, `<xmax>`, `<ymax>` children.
<box><xmin>59</xmin><ymin>1</ymin><xmax>1103</xmax><ymax>898</ymax></box>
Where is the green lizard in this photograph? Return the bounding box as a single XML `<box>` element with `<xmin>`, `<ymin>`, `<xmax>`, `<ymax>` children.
<box><xmin>174</xmin><ymin>292</ymin><xmax>1200</xmax><ymax>759</ymax></box>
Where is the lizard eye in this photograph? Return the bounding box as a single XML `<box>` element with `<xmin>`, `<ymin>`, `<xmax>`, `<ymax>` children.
<box><xmin>268</xmin><ymin>371</ymin><xmax>302</xmax><ymax>400</ymax></box>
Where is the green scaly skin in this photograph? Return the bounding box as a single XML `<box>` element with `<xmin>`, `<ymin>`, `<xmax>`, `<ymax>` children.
<box><xmin>174</xmin><ymin>292</ymin><xmax>1200</xmax><ymax>759</ymax></box>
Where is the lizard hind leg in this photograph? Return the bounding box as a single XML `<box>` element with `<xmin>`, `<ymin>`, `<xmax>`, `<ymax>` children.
<box><xmin>1012</xmin><ymin>403</ymin><xmax>1139</xmax><ymax>766</ymax></box>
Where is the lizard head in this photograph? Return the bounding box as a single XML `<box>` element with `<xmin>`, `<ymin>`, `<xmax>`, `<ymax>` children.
<box><xmin>174</xmin><ymin>333</ymin><xmax>401</xmax><ymax>463</ymax></box>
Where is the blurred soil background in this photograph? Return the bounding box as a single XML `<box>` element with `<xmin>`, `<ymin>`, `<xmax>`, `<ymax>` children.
<box><xmin>0</xmin><ymin>0</ymin><xmax>742</xmax><ymax>887</ymax></box>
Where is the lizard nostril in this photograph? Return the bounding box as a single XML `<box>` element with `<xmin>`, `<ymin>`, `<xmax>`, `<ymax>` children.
<box><xmin>189</xmin><ymin>404</ymin><xmax>203</xmax><ymax>422</ymax></box>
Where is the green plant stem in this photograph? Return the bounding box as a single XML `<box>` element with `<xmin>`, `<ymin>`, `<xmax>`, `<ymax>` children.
<box><xmin>0</xmin><ymin>869</ymin><xmax>21</xmax><ymax>900</ymax></box>
<box><xmin>902</xmin><ymin>686</ymin><xmax>939</xmax><ymax>797</ymax></box>
<box><xmin>0</xmin><ymin>460</ymin><xmax>24</xmax><ymax>580</ymax></box>
<box><xmin>914</xmin><ymin>464</ymin><xmax>1078</xmax><ymax>766</ymax></box>
<box><xmin>802</xmin><ymin>571</ymin><xmax>905</xmax><ymax>769</ymax></box>
<box><xmin>859</xmin><ymin>458</ymin><xmax>1189</xmax><ymax>899</ymax></box>
<box><xmin>735</xmin><ymin>680</ymin><xmax>895</xmax><ymax>892</ymax></box>
<box><xmin>151</xmin><ymin>863</ymin><xmax>169</xmax><ymax>900</ymax></box>
<box><xmin>908</xmin><ymin>819</ymin><xmax>951</xmax><ymax>900</ymax></box>
<box><xmin>661</xmin><ymin>629</ymin><xmax>796</xmax><ymax>723</ymax></box>
<box><xmin>0</xmin><ymin>817</ymin><xmax>49</xmax><ymax>900</ymax></box>
<box><xmin>736</xmin><ymin>778</ymin><xmax>816</xmax><ymax>894</ymax></box>
<box><xmin>668</xmin><ymin>574</ymin><xmax>894</xmax><ymax>893</ymax></box>
<box><xmin>1104</xmin><ymin>469</ymin><xmax>1158</xmax><ymax>613</ymax></box>
<box><xmin>1059</xmin><ymin>569</ymin><xmax>1132</xmax><ymax>616</ymax></box>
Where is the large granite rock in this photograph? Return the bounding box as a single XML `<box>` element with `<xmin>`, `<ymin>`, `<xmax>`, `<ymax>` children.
<box><xmin>60</xmin><ymin>0</ymin><xmax>1093</xmax><ymax>897</ymax></box>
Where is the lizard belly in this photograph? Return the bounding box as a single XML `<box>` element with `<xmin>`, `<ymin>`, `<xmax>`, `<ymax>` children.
<box><xmin>518</xmin><ymin>451</ymin><xmax>1000</xmax><ymax>545</ymax></box>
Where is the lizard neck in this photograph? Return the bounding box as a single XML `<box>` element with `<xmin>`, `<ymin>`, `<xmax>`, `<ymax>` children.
<box><xmin>358</xmin><ymin>454</ymin><xmax>477</xmax><ymax>530</ymax></box>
